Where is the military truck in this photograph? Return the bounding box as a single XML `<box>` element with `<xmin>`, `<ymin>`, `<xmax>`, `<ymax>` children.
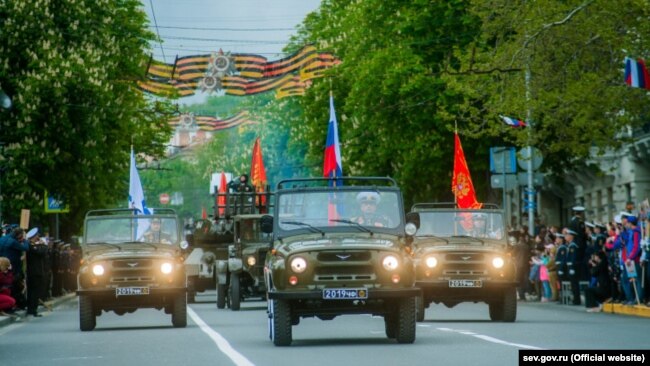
<box><xmin>76</xmin><ymin>209</ymin><xmax>188</xmax><ymax>331</ymax></box>
<box><xmin>184</xmin><ymin>183</ymin><xmax>272</xmax><ymax>308</ymax></box>
<box><xmin>409</xmin><ymin>203</ymin><xmax>517</xmax><ymax>322</ymax></box>
<box><xmin>262</xmin><ymin>177</ymin><xmax>420</xmax><ymax>346</ymax></box>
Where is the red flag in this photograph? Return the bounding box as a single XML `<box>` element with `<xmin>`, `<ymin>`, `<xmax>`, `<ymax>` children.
<box><xmin>452</xmin><ymin>133</ymin><xmax>482</xmax><ymax>209</ymax></box>
<box><xmin>250</xmin><ymin>137</ymin><xmax>267</xmax><ymax>191</ymax></box>
<box><xmin>201</xmin><ymin>206</ymin><xmax>207</xmax><ymax>220</ymax></box>
<box><xmin>250</xmin><ymin>138</ymin><xmax>268</xmax><ymax>211</ymax></box>
<box><xmin>218</xmin><ymin>172</ymin><xmax>227</xmax><ymax>216</ymax></box>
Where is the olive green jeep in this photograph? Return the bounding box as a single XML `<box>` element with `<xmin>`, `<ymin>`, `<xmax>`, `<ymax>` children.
<box><xmin>76</xmin><ymin>209</ymin><xmax>188</xmax><ymax>331</ymax></box>
<box><xmin>409</xmin><ymin>203</ymin><xmax>517</xmax><ymax>322</ymax></box>
<box><xmin>262</xmin><ymin>177</ymin><xmax>420</xmax><ymax>346</ymax></box>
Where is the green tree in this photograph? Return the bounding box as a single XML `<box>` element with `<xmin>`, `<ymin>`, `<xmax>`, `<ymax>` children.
<box><xmin>0</xmin><ymin>0</ymin><xmax>173</xmax><ymax>236</ymax></box>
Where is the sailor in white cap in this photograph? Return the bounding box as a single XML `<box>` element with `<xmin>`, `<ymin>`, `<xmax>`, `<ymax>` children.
<box><xmin>568</xmin><ymin>206</ymin><xmax>586</xmax><ymax>279</ymax></box>
<box><xmin>353</xmin><ymin>192</ymin><xmax>389</xmax><ymax>227</ymax></box>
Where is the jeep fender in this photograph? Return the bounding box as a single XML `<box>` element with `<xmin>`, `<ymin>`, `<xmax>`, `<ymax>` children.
<box><xmin>228</xmin><ymin>257</ymin><xmax>243</xmax><ymax>273</ymax></box>
<box><xmin>216</xmin><ymin>260</ymin><xmax>229</xmax><ymax>284</ymax></box>
<box><xmin>184</xmin><ymin>248</ymin><xmax>204</xmax><ymax>276</ymax></box>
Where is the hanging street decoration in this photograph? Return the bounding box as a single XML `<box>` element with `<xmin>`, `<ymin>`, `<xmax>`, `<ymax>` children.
<box><xmin>168</xmin><ymin>111</ymin><xmax>257</xmax><ymax>131</ymax></box>
<box><xmin>138</xmin><ymin>45</ymin><xmax>339</xmax><ymax>99</ymax></box>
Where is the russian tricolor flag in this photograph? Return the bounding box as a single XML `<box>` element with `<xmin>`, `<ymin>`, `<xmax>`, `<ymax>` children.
<box><xmin>323</xmin><ymin>95</ymin><xmax>343</xmax><ymax>181</ymax></box>
<box><xmin>500</xmin><ymin>115</ymin><xmax>527</xmax><ymax>128</ymax></box>
<box><xmin>624</xmin><ymin>57</ymin><xmax>650</xmax><ymax>90</ymax></box>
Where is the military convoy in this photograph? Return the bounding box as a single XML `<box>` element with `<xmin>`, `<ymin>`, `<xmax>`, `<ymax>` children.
<box><xmin>261</xmin><ymin>177</ymin><xmax>420</xmax><ymax>346</ymax></box>
<box><xmin>409</xmin><ymin>203</ymin><xmax>517</xmax><ymax>322</ymax></box>
<box><xmin>184</xmin><ymin>180</ymin><xmax>272</xmax><ymax>310</ymax></box>
<box><xmin>76</xmin><ymin>209</ymin><xmax>188</xmax><ymax>331</ymax></box>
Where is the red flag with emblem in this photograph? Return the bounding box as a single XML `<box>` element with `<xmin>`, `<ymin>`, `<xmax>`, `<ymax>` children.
<box><xmin>452</xmin><ymin>132</ymin><xmax>482</xmax><ymax>209</ymax></box>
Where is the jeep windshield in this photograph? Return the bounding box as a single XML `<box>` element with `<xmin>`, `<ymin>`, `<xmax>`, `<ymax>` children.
<box><xmin>415</xmin><ymin>211</ymin><xmax>505</xmax><ymax>242</ymax></box>
<box><xmin>276</xmin><ymin>189</ymin><xmax>402</xmax><ymax>235</ymax></box>
<box><xmin>85</xmin><ymin>216</ymin><xmax>179</xmax><ymax>245</ymax></box>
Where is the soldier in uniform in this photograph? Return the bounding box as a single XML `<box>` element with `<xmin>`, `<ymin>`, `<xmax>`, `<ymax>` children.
<box><xmin>565</xmin><ymin>229</ymin><xmax>581</xmax><ymax>305</ymax></box>
<box><xmin>554</xmin><ymin>233</ymin><xmax>568</xmax><ymax>303</ymax></box>
<box><xmin>352</xmin><ymin>192</ymin><xmax>390</xmax><ymax>227</ymax></box>
<box><xmin>568</xmin><ymin>206</ymin><xmax>587</xmax><ymax>280</ymax></box>
<box><xmin>142</xmin><ymin>218</ymin><xmax>173</xmax><ymax>244</ymax></box>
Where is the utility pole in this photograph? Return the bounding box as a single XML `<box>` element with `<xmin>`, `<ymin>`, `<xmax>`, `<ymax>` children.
<box><xmin>525</xmin><ymin>65</ymin><xmax>534</xmax><ymax>236</ymax></box>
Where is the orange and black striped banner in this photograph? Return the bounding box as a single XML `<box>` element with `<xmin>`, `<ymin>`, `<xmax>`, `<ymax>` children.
<box><xmin>169</xmin><ymin>111</ymin><xmax>257</xmax><ymax>131</ymax></box>
<box><xmin>139</xmin><ymin>45</ymin><xmax>339</xmax><ymax>99</ymax></box>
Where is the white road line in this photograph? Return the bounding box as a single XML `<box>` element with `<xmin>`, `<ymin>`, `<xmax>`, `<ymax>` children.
<box><xmin>437</xmin><ymin>327</ymin><xmax>544</xmax><ymax>350</ymax></box>
<box><xmin>187</xmin><ymin>307</ymin><xmax>255</xmax><ymax>366</ymax></box>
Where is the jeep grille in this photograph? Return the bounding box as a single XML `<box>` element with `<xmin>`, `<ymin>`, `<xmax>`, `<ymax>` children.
<box><xmin>110</xmin><ymin>259</ymin><xmax>156</xmax><ymax>284</ymax></box>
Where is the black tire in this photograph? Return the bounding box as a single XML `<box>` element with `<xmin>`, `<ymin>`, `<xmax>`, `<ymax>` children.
<box><xmin>79</xmin><ymin>295</ymin><xmax>96</xmax><ymax>331</ymax></box>
<box><xmin>415</xmin><ymin>295</ymin><xmax>425</xmax><ymax>322</ymax></box>
<box><xmin>187</xmin><ymin>278</ymin><xmax>196</xmax><ymax>304</ymax></box>
<box><xmin>230</xmin><ymin>273</ymin><xmax>241</xmax><ymax>311</ymax></box>
<box><xmin>501</xmin><ymin>288</ymin><xmax>517</xmax><ymax>322</ymax></box>
<box><xmin>217</xmin><ymin>283</ymin><xmax>227</xmax><ymax>309</ymax></box>
<box><xmin>172</xmin><ymin>293</ymin><xmax>187</xmax><ymax>328</ymax></box>
<box><xmin>489</xmin><ymin>288</ymin><xmax>517</xmax><ymax>322</ymax></box>
<box><xmin>384</xmin><ymin>315</ymin><xmax>396</xmax><ymax>339</ymax></box>
<box><xmin>270</xmin><ymin>299</ymin><xmax>292</xmax><ymax>346</ymax></box>
<box><xmin>395</xmin><ymin>297</ymin><xmax>416</xmax><ymax>344</ymax></box>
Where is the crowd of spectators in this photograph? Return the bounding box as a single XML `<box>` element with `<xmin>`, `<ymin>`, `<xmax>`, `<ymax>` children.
<box><xmin>512</xmin><ymin>201</ymin><xmax>650</xmax><ymax>312</ymax></box>
<box><xmin>0</xmin><ymin>224</ymin><xmax>80</xmax><ymax>318</ymax></box>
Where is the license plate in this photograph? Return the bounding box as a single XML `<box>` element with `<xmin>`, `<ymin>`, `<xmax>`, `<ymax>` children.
<box><xmin>323</xmin><ymin>288</ymin><xmax>368</xmax><ymax>300</ymax></box>
<box><xmin>449</xmin><ymin>280</ymin><xmax>482</xmax><ymax>288</ymax></box>
<box><xmin>116</xmin><ymin>287</ymin><xmax>150</xmax><ymax>296</ymax></box>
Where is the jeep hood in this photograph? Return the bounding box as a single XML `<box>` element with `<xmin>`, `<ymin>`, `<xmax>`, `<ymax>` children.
<box><xmin>277</xmin><ymin>233</ymin><xmax>400</xmax><ymax>254</ymax></box>
<box><xmin>83</xmin><ymin>243</ymin><xmax>178</xmax><ymax>261</ymax></box>
<box><xmin>414</xmin><ymin>236</ymin><xmax>507</xmax><ymax>250</ymax></box>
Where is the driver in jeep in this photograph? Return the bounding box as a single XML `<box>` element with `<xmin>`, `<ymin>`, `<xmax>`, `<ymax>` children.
<box><xmin>142</xmin><ymin>218</ymin><xmax>173</xmax><ymax>244</ymax></box>
<box><xmin>352</xmin><ymin>192</ymin><xmax>391</xmax><ymax>227</ymax></box>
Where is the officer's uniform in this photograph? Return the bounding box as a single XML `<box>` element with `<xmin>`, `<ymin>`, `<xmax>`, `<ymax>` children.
<box><xmin>566</xmin><ymin>234</ymin><xmax>581</xmax><ymax>305</ymax></box>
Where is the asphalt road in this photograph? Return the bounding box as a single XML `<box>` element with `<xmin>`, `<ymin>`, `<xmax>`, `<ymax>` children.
<box><xmin>1</xmin><ymin>291</ymin><xmax>648</xmax><ymax>366</ymax></box>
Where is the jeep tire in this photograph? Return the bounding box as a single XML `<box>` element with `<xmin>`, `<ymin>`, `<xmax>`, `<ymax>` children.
<box><xmin>79</xmin><ymin>295</ymin><xmax>96</xmax><ymax>331</ymax></box>
<box><xmin>217</xmin><ymin>283</ymin><xmax>227</xmax><ymax>309</ymax></box>
<box><xmin>395</xmin><ymin>297</ymin><xmax>416</xmax><ymax>344</ymax></box>
<box><xmin>172</xmin><ymin>293</ymin><xmax>187</xmax><ymax>328</ymax></box>
<box><xmin>271</xmin><ymin>299</ymin><xmax>292</xmax><ymax>346</ymax></box>
<box><xmin>230</xmin><ymin>273</ymin><xmax>241</xmax><ymax>311</ymax></box>
<box><xmin>489</xmin><ymin>288</ymin><xmax>517</xmax><ymax>322</ymax></box>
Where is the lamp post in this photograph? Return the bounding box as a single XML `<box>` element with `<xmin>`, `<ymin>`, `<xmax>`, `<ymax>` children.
<box><xmin>0</xmin><ymin>87</ymin><xmax>11</xmax><ymax>226</ymax></box>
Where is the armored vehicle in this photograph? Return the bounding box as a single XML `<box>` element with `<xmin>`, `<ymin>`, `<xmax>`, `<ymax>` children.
<box><xmin>76</xmin><ymin>209</ymin><xmax>187</xmax><ymax>331</ymax></box>
<box><xmin>225</xmin><ymin>213</ymin><xmax>273</xmax><ymax>310</ymax></box>
<box><xmin>262</xmin><ymin>177</ymin><xmax>420</xmax><ymax>346</ymax></box>
<box><xmin>184</xmin><ymin>185</ymin><xmax>272</xmax><ymax>308</ymax></box>
<box><xmin>410</xmin><ymin>203</ymin><xmax>517</xmax><ymax>322</ymax></box>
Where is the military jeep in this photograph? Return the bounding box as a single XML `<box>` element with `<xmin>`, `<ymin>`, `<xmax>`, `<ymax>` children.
<box><xmin>76</xmin><ymin>209</ymin><xmax>187</xmax><ymax>331</ymax></box>
<box><xmin>262</xmin><ymin>177</ymin><xmax>420</xmax><ymax>346</ymax></box>
<box><xmin>409</xmin><ymin>203</ymin><xmax>517</xmax><ymax>322</ymax></box>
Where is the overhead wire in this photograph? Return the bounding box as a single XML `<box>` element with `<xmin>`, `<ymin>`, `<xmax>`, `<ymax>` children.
<box><xmin>148</xmin><ymin>0</ymin><xmax>167</xmax><ymax>63</ymax></box>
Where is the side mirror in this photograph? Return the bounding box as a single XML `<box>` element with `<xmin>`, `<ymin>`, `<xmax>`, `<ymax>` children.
<box><xmin>405</xmin><ymin>212</ymin><xmax>420</xmax><ymax>230</ymax></box>
<box><xmin>260</xmin><ymin>215</ymin><xmax>274</xmax><ymax>234</ymax></box>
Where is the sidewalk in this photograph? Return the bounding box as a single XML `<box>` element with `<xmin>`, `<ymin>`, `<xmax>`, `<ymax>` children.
<box><xmin>0</xmin><ymin>293</ymin><xmax>76</xmax><ymax>327</ymax></box>
<box><xmin>602</xmin><ymin>302</ymin><xmax>650</xmax><ymax>318</ymax></box>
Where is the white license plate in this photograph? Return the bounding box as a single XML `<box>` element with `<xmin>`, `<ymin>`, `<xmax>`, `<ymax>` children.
<box><xmin>116</xmin><ymin>287</ymin><xmax>150</xmax><ymax>296</ymax></box>
<box><xmin>323</xmin><ymin>288</ymin><xmax>368</xmax><ymax>300</ymax></box>
<box><xmin>449</xmin><ymin>280</ymin><xmax>482</xmax><ymax>288</ymax></box>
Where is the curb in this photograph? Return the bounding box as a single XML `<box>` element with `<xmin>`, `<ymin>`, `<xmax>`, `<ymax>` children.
<box><xmin>602</xmin><ymin>303</ymin><xmax>650</xmax><ymax>318</ymax></box>
<box><xmin>0</xmin><ymin>293</ymin><xmax>76</xmax><ymax>327</ymax></box>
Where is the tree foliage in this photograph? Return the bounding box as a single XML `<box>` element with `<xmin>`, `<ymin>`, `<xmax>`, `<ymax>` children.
<box><xmin>0</xmin><ymin>0</ymin><xmax>173</xmax><ymax>235</ymax></box>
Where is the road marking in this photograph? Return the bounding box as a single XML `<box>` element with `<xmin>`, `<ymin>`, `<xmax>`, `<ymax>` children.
<box><xmin>437</xmin><ymin>327</ymin><xmax>543</xmax><ymax>350</ymax></box>
<box><xmin>188</xmin><ymin>307</ymin><xmax>255</xmax><ymax>366</ymax></box>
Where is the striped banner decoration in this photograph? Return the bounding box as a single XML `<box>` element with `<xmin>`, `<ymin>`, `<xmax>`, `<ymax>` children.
<box><xmin>169</xmin><ymin>111</ymin><xmax>257</xmax><ymax>131</ymax></box>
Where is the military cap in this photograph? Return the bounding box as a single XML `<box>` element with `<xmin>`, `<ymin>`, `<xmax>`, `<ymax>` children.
<box><xmin>356</xmin><ymin>191</ymin><xmax>381</xmax><ymax>204</ymax></box>
<box><xmin>572</xmin><ymin>206</ymin><xmax>585</xmax><ymax>212</ymax></box>
<box><xmin>565</xmin><ymin>229</ymin><xmax>578</xmax><ymax>236</ymax></box>
<box><xmin>585</xmin><ymin>221</ymin><xmax>595</xmax><ymax>228</ymax></box>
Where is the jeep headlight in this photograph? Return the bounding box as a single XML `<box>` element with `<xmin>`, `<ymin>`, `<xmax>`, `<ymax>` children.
<box><xmin>92</xmin><ymin>264</ymin><xmax>105</xmax><ymax>276</ymax></box>
<box><xmin>425</xmin><ymin>256</ymin><xmax>438</xmax><ymax>268</ymax></box>
<box><xmin>492</xmin><ymin>257</ymin><xmax>505</xmax><ymax>269</ymax></box>
<box><xmin>247</xmin><ymin>255</ymin><xmax>256</xmax><ymax>267</ymax></box>
<box><xmin>161</xmin><ymin>262</ymin><xmax>173</xmax><ymax>274</ymax></box>
<box><xmin>382</xmin><ymin>255</ymin><xmax>399</xmax><ymax>271</ymax></box>
<box><xmin>290</xmin><ymin>257</ymin><xmax>307</xmax><ymax>273</ymax></box>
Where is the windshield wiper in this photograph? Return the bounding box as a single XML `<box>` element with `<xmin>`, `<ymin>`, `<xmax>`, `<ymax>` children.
<box><xmin>329</xmin><ymin>219</ymin><xmax>374</xmax><ymax>235</ymax></box>
<box><xmin>282</xmin><ymin>221</ymin><xmax>325</xmax><ymax>236</ymax></box>
<box><xmin>415</xmin><ymin>235</ymin><xmax>449</xmax><ymax>244</ymax></box>
<box><xmin>451</xmin><ymin>235</ymin><xmax>484</xmax><ymax>244</ymax></box>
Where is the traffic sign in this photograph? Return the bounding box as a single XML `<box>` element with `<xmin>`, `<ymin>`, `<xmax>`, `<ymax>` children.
<box><xmin>159</xmin><ymin>193</ymin><xmax>170</xmax><ymax>205</ymax></box>
<box><xmin>490</xmin><ymin>174</ymin><xmax>517</xmax><ymax>190</ymax></box>
<box><xmin>489</xmin><ymin>147</ymin><xmax>517</xmax><ymax>174</ymax></box>
<box><xmin>517</xmin><ymin>172</ymin><xmax>544</xmax><ymax>187</ymax></box>
<box><xmin>517</xmin><ymin>147</ymin><xmax>543</xmax><ymax>171</ymax></box>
